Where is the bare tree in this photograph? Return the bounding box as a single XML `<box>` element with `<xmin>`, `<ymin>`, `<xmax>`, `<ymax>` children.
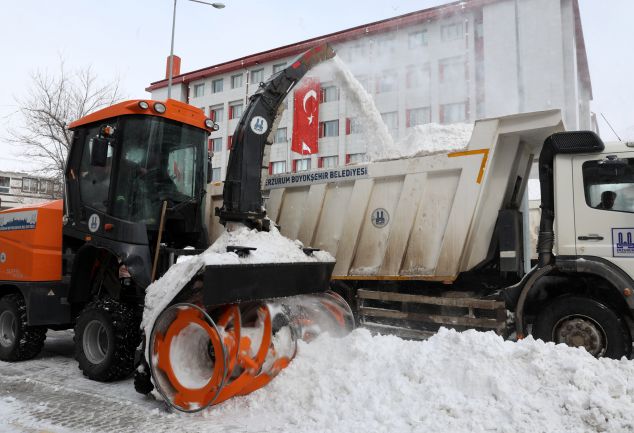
<box><xmin>8</xmin><ymin>59</ymin><xmax>122</xmax><ymax>180</ymax></box>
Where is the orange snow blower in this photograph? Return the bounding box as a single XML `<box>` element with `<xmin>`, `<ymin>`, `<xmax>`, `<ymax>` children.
<box><xmin>0</xmin><ymin>42</ymin><xmax>349</xmax><ymax>413</ymax></box>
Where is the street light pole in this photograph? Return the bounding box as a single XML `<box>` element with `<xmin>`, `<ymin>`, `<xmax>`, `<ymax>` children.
<box><xmin>167</xmin><ymin>0</ymin><xmax>225</xmax><ymax>100</ymax></box>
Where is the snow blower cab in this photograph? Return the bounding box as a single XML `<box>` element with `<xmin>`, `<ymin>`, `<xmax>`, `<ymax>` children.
<box><xmin>65</xmin><ymin>99</ymin><xmax>214</xmax><ymax>290</ymax></box>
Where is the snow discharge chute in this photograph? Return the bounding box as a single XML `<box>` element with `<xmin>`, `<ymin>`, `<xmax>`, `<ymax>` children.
<box><xmin>149</xmin><ymin>292</ymin><xmax>353</xmax><ymax>412</ymax></box>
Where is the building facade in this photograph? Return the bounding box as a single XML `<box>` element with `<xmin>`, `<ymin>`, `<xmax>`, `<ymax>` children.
<box><xmin>147</xmin><ymin>0</ymin><xmax>593</xmax><ymax>181</ymax></box>
<box><xmin>0</xmin><ymin>171</ymin><xmax>62</xmax><ymax>210</ymax></box>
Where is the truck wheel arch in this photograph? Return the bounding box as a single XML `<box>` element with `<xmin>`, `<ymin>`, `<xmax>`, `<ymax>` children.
<box><xmin>515</xmin><ymin>257</ymin><xmax>634</xmax><ymax>337</ymax></box>
<box><xmin>0</xmin><ymin>284</ymin><xmax>22</xmax><ymax>298</ymax></box>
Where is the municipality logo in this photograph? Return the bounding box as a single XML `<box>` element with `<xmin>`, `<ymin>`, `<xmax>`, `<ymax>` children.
<box><xmin>250</xmin><ymin>116</ymin><xmax>268</xmax><ymax>135</ymax></box>
<box><xmin>371</xmin><ymin>208</ymin><xmax>389</xmax><ymax>228</ymax></box>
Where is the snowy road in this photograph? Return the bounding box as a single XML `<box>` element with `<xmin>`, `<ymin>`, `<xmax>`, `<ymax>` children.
<box><xmin>2</xmin><ymin>328</ymin><xmax>634</xmax><ymax>433</ymax></box>
<box><xmin>0</xmin><ymin>331</ymin><xmax>248</xmax><ymax>433</ymax></box>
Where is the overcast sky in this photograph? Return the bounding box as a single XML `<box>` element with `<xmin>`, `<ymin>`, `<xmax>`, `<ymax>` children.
<box><xmin>0</xmin><ymin>0</ymin><xmax>632</xmax><ymax>172</ymax></box>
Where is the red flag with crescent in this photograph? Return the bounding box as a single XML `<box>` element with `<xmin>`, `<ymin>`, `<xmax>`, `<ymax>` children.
<box><xmin>292</xmin><ymin>78</ymin><xmax>320</xmax><ymax>155</ymax></box>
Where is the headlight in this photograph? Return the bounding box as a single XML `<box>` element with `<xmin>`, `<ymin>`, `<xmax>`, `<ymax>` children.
<box><xmin>153</xmin><ymin>102</ymin><xmax>167</xmax><ymax>114</ymax></box>
<box><xmin>138</xmin><ymin>101</ymin><xmax>149</xmax><ymax>110</ymax></box>
<box><xmin>205</xmin><ymin>119</ymin><xmax>214</xmax><ymax>128</ymax></box>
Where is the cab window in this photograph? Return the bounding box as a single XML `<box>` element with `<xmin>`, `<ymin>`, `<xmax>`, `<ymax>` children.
<box><xmin>79</xmin><ymin>126</ymin><xmax>114</xmax><ymax>212</ymax></box>
<box><xmin>582</xmin><ymin>158</ymin><xmax>634</xmax><ymax>213</ymax></box>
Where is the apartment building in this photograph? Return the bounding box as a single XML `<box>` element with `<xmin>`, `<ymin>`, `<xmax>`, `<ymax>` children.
<box><xmin>147</xmin><ymin>0</ymin><xmax>593</xmax><ymax>181</ymax></box>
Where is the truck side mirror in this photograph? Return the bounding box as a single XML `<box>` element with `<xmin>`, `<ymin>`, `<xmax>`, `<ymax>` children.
<box><xmin>90</xmin><ymin>137</ymin><xmax>109</xmax><ymax>167</ymax></box>
<box><xmin>207</xmin><ymin>154</ymin><xmax>213</xmax><ymax>184</ymax></box>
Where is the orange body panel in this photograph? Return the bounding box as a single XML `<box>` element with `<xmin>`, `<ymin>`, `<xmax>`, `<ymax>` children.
<box><xmin>67</xmin><ymin>99</ymin><xmax>212</xmax><ymax>132</ymax></box>
<box><xmin>0</xmin><ymin>200</ymin><xmax>63</xmax><ymax>282</ymax></box>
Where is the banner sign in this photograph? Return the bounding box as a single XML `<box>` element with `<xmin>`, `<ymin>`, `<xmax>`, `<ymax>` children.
<box><xmin>264</xmin><ymin>166</ymin><xmax>369</xmax><ymax>189</ymax></box>
<box><xmin>0</xmin><ymin>210</ymin><xmax>38</xmax><ymax>231</ymax></box>
<box><xmin>291</xmin><ymin>78</ymin><xmax>320</xmax><ymax>155</ymax></box>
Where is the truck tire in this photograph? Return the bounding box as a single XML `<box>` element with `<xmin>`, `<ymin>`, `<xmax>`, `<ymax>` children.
<box><xmin>533</xmin><ymin>296</ymin><xmax>632</xmax><ymax>359</ymax></box>
<box><xmin>74</xmin><ymin>298</ymin><xmax>140</xmax><ymax>382</ymax></box>
<box><xmin>0</xmin><ymin>293</ymin><xmax>46</xmax><ymax>361</ymax></box>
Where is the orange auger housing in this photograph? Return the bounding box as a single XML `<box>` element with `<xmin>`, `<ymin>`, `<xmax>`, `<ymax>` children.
<box><xmin>0</xmin><ymin>200</ymin><xmax>63</xmax><ymax>282</ymax></box>
<box><xmin>149</xmin><ymin>291</ymin><xmax>353</xmax><ymax>412</ymax></box>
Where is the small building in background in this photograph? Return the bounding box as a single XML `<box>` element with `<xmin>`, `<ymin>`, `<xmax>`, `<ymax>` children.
<box><xmin>0</xmin><ymin>170</ymin><xmax>62</xmax><ymax>210</ymax></box>
<box><xmin>147</xmin><ymin>0</ymin><xmax>594</xmax><ymax>181</ymax></box>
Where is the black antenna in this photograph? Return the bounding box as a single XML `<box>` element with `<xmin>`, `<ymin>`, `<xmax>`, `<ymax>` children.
<box><xmin>601</xmin><ymin>113</ymin><xmax>622</xmax><ymax>142</ymax></box>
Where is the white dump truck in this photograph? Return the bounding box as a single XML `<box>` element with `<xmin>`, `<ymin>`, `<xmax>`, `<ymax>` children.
<box><xmin>208</xmin><ymin>109</ymin><xmax>634</xmax><ymax>359</ymax></box>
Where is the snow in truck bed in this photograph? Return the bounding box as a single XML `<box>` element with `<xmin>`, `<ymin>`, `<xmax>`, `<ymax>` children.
<box><xmin>1</xmin><ymin>328</ymin><xmax>633</xmax><ymax>433</ymax></box>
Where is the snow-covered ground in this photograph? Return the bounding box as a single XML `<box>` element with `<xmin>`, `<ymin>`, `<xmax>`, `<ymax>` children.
<box><xmin>2</xmin><ymin>327</ymin><xmax>633</xmax><ymax>433</ymax></box>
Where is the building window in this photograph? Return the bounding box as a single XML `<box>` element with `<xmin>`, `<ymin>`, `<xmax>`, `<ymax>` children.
<box><xmin>22</xmin><ymin>177</ymin><xmax>39</xmax><ymax>193</ymax></box>
<box><xmin>407</xmin><ymin>107</ymin><xmax>431</xmax><ymax>127</ymax></box>
<box><xmin>227</xmin><ymin>135</ymin><xmax>233</xmax><ymax>150</ymax></box>
<box><xmin>381</xmin><ymin>111</ymin><xmax>398</xmax><ymax>131</ymax></box>
<box><xmin>274</xmin><ymin>128</ymin><xmax>287</xmax><ymax>143</ymax></box>
<box><xmin>212</xmin><ymin>78</ymin><xmax>224</xmax><ymax>93</ymax></box>
<box><xmin>346</xmin><ymin>153</ymin><xmax>366</xmax><ymax>165</ymax></box>
<box><xmin>39</xmin><ymin>179</ymin><xmax>52</xmax><ymax>194</ymax></box>
<box><xmin>376</xmin><ymin>70</ymin><xmax>397</xmax><ymax>93</ymax></box>
<box><xmin>439</xmin><ymin>56</ymin><xmax>466</xmax><ymax>84</ymax></box>
<box><xmin>0</xmin><ymin>176</ymin><xmax>9</xmax><ymax>194</ymax></box>
<box><xmin>250</xmin><ymin>69</ymin><xmax>264</xmax><ymax>84</ymax></box>
<box><xmin>211</xmin><ymin>167</ymin><xmax>221</xmax><ymax>182</ymax></box>
<box><xmin>441</xmin><ymin>22</ymin><xmax>464</xmax><ymax>41</ymax></box>
<box><xmin>319</xmin><ymin>156</ymin><xmax>338</xmax><ymax>169</ymax></box>
<box><xmin>406</xmin><ymin>64</ymin><xmax>431</xmax><ymax>89</ymax></box>
<box><xmin>231</xmin><ymin>73</ymin><xmax>243</xmax><ymax>89</ymax></box>
<box><xmin>440</xmin><ymin>102</ymin><xmax>467</xmax><ymax>123</ymax></box>
<box><xmin>319</xmin><ymin>120</ymin><xmax>339</xmax><ymax>138</ymax></box>
<box><xmin>193</xmin><ymin>83</ymin><xmax>205</xmax><ymax>98</ymax></box>
<box><xmin>408</xmin><ymin>30</ymin><xmax>428</xmax><ymax>48</ymax></box>
<box><xmin>272</xmin><ymin>63</ymin><xmax>286</xmax><ymax>74</ymax></box>
<box><xmin>209</xmin><ymin>104</ymin><xmax>224</xmax><ymax>122</ymax></box>
<box><xmin>345</xmin><ymin>118</ymin><xmax>363</xmax><ymax>135</ymax></box>
<box><xmin>348</xmin><ymin>41</ymin><xmax>368</xmax><ymax>61</ymax></box>
<box><xmin>228</xmin><ymin>101</ymin><xmax>243</xmax><ymax>119</ymax></box>
<box><xmin>270</xmin><ymin>161</ymin><xmax>286</xmax><ymax>174</ymax></box>
<box><xmin>376</xmin><ymin>34</ymin><xmax>396</xmax><ymax>53</ymax></box>
<box><xmin>294</xmin><ymin>158</ymin><xmax>311</xmax><ymax>172</ymax></box>
<box><xmin>210</xmin><ymin>137</ymin><xmax>223</xmax><ymax>153</ymax></box>
<box><xmin>320</xmin><ymin>86</ymin><xmax>339</xmax><ymax>103</ymax></box>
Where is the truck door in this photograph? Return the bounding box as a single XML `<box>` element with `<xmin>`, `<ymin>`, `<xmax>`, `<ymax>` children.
<box><xmin>572</xmin><ymin>152</ymin><xmax>634</xmax><ymax>277</ymax></box>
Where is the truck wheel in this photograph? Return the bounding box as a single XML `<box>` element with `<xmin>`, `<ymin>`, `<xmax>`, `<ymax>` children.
<box><xmin>0</xmin><ymin>294</ymin><xmax>46</xmax><ymax>361</ymax></box>
<box><xmin>533</xmin><ymin>296</ymin><xmax>631</xmax><ymax>359</ymax></box>
<box><xmin>74</xmin><ymin>298</ymin><xmax>140</xmax><ymax>382</ymax></box>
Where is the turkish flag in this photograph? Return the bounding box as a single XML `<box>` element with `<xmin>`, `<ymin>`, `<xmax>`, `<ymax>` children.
<box><xmin>292</xmin><ymin>78</ymin><xmax>320</xmax><ymax>155</ymax></box>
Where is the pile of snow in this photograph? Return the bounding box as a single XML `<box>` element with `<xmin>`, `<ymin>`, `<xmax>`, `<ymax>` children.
<box><xmin>141</xmin><ymin>223</ymin><xmax>334</xmax><ymax>345</ymax></box>
<box><xmin>330</xmin><ymin>56</ymin><xmax>473</xmax><ymax>161</ymax></box>
<box><xmin>208</xmin><ymin>328</ymin><xmax>634</xmax><ymax>433</ymax></box>
<box><xmin>394</xmin><ymin>122</ymin><xmax>473</xmax><ymax>159</ymax></box>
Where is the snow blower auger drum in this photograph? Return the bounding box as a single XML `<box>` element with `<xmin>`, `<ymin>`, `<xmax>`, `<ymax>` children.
<box><xmin>149</xmin><ymin>291</ymin><xmax>354</xmax><ymax>412</ymax></box>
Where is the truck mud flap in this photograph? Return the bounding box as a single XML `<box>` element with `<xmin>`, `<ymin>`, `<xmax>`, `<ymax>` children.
<box><xmin>202</xmin><ymin>262</ymin><xmax>335</xmax><ymax>307</ymax></box>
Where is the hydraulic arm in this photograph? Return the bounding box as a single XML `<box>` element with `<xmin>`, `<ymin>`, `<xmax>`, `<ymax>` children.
<box><xmin>217</xmin><ymin>44</ymin><xmax>335</xmax><ymax>228</ymax></box>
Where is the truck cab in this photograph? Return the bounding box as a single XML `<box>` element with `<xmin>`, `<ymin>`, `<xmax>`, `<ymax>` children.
<box><xmin>555</xmin><ymin>142</ymin><xmax>634</xmax><ymax>279</ymax></box>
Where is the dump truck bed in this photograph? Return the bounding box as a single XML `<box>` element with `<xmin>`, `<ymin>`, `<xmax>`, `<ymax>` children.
<box><xmin>208</xmin><ymin>110</ymin><xmax>565</xmax><ymax>281</ymax></box>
